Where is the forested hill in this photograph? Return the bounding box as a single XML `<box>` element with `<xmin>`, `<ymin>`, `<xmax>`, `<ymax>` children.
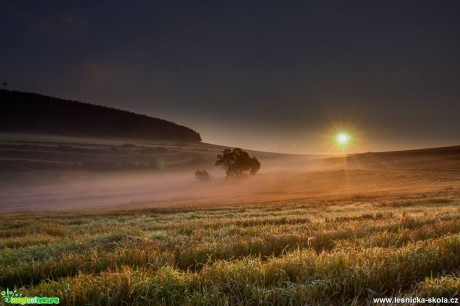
<box><xmin>0</xmin><ymin>90</ymin><xmax>201</xmax><ymax>142</ymax></box>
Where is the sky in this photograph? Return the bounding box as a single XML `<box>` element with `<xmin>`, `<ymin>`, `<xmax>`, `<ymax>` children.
<box><xmin>1</xmin><ymin>1</ymin><xmax>459</xmax><ymax>154</ymax></box>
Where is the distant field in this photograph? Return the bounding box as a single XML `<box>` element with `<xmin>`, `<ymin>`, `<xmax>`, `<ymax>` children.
<box><xmin>0</xmin><ymin>132</ymin><xmax>286</xmax><ymax>173</ymax></box>
<box><xmin>1</xmin><ymin>133</ymin><xmax>459</xmax><ymax>305</ymax></box>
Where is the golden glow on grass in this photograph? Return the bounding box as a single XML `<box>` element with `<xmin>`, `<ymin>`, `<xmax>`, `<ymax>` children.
<box><xmin>4</xmin><ymin>186</ymin><xmax>459</xmax><ymax>305</ymax></box>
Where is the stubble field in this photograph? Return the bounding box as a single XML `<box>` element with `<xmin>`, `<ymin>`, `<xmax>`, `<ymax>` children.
<box><xmin>1</xmin><ymin>185</ymin><xmax>460</xmax><ymax>305</ymax></box>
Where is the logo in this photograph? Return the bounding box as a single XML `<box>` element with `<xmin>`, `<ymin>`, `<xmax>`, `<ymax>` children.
<box><xmin>1</xmin><ymin>288</ymin><xmax>59</xmax><ymax>305</ymax></box>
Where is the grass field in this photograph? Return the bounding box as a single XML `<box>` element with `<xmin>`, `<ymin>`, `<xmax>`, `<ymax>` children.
<box><xmin>1</xmin><ymin>134</ymin><xmax>460</xmax><ymax>305</ymax></box>
<box><xmin>1</xmin><ymin>186</ymin><xmax>460</xmax><ymax>305</ymax></box>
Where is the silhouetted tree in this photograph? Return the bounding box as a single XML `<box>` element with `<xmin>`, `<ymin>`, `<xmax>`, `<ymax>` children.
<box><xmin>215</xmin><ymin>148</ymin><xmax>261</xmax><ymax>179</ymax></box>
<box><xmin>2</xmin><ymin>82</ymin><xmax>7</xmax><ymax>90</ymax></box>
<box><xmin>195</xmin><ymin>169</ymin><xmax>211</xmax><ymax>181</ymax></box>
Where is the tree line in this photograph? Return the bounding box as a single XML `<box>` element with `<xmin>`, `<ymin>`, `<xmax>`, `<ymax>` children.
<box><xmin>0</xmin><ymin>89</ymin><xmax>201</xmax><ymax>142</ymax></box>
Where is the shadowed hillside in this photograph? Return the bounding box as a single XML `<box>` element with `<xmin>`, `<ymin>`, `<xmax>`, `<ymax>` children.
<box><xmin>0</xmin><ymin>90</ymin><xmax>201</xmax><ymax>142</ymax></box>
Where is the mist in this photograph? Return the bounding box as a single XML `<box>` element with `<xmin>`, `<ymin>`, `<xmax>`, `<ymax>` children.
<box><xmin>0</xmin><ymin>155</ymin><xmax>312</xmax><ymax>212</ymax></box>
<box><xmin>2</xmin><ymin>145</ymin><xmax>457</xmax><ymax>213</ymax></box>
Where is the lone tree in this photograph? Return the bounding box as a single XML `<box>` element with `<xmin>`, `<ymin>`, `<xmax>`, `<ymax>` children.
<box><xmin>215</xmin><ymin>148</ymin><xmax>261</xmax><ymax>179</ymax></box>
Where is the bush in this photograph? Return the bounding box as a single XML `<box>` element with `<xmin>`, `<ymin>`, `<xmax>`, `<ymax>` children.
<box><xmin>195</xmin><ymin>170</ymin><xmax>211</xmax><ymax>182</ymax></box>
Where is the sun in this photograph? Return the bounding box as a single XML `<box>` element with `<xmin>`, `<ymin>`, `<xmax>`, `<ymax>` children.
<box><xmin>336</xmin><ymin>132</ymin><xmax>350</xmax><ymax>145</ymax></box>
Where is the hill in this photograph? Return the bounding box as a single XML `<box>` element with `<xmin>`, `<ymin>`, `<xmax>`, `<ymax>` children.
<box><xmin>0</xmin><ymin>89</ymin><xmax>201</xmax><ymax>142</ymax></box>
<box><xmin>318</xmin><ymin>145</ymin><xmax>460</xmax><ymax>172</ymax></box>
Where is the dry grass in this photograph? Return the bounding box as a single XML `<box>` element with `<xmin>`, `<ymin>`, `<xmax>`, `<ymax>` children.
<box><xmin>1</xmin><ymin>186</ymin><xmax>459</xmax><ymax>305</ymax></box>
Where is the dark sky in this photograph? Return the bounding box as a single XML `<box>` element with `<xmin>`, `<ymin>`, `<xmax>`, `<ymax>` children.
<box><xmin>2</xmin><ymin>1</ymin><xmax>459</xmax><ymax>153</ymax></box>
